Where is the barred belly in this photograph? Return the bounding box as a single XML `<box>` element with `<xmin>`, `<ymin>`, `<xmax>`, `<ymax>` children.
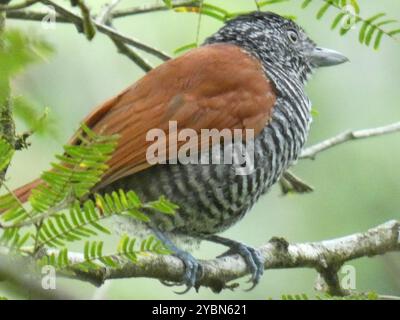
<box><xmin>103</xmin><ymin>82</ymin><xmax>312</xmax><ymax>237</ymax></box>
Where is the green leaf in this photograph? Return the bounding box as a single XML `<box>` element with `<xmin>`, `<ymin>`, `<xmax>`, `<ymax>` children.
<box><xmin>29</xmin><ymin>125</ymin><xmax>118</xmax><ymax>212</ymax></box>
<box><xmin>0</xmin><ymin>138</ymin><xmax>14</xmax><ymax>172</ymax></box>
<box><xmin>359</xmin><ymin>13</ymin><xmax>386</xmax><ymax>44</ymax></box>
<box><xmin>300</xmin><ymin>0</ymin><xmax>399</xmax><ymax>50</ymax></box>
<box><xmin>90</xmin><ymin>221</ymin><xmax>111</xmax><ymax>234</ymax></box>
<box><xmin>146</xmin><ymin>196</ymin><xmax>178</xmax><ymax>215</ymax></box>
<box><xmin>365</xmin><ymin>20</ymin><xmax>396</xmax><ymax>46</ymax></box>
<box><xmin>100</xmin><ymin>256</ymin><xmax>118</xmax><ymax>268</ymax></box>
<box><xmin>331</xmin><ymin>12</ymin><xmax>346</xmax><ymax>30</ymax></box>
<box><xmin>374</xmin><ymin>30</ymin><xmax>384</xmax><ymax>50</ymax></box>
<box><xmin>349</xmin><ymin>0</ymin><xmax>360</xmax><ymax>14</ymax></box>
<box><xmin>96</xmin><ymin>241</ymin><xmax>103</xmax><ymax>257</ymax></box>
<box><xmin>90</xmin><ymin>241</ymin><xmax>97</xmax><ymax>258</ymax></box>
<box><xmin>125</xmin><ymin>208</ymin><xmax>150</xmax><ymax>222</ymax></box>
<box><xmin>17</xmin><ymin>232</ymin><xmax>31</xmax><ymax>248</ymax></box>
<box><xmin>316</xmin><ymin>2</ymin><xmax>331</xmax><ymax>19</ymax></box>
<box><xmin>258</xmin><ymin>0</ymin><xmax>289</xmax><ymax>8</ymax></box>
<box><xmin>49</xmin><ymin>254</ymin><xmax>56</xmax><ymax>267</ymax></box>
<box><xmin>126</xmin><ymin>191</ymin><xmax>141</xmax><ymax>208</ymax></box>
<box><xmin>174</xmin><ymin>42</ymin><xmax>197</xmax><ymax>55</ymax></box>
<box><xmin>84</xmin><ymin>241</ymin><xmax>90</xmax><ymax>260</ymax></box>
<box><xmin>145</xmin><ymin>235</ymin><xmax>156</xmax><ymax>251</ymax></box>
<box><xmin>117</xmin><ymin>235</ymin><xmax>129</xmax><ymax>254</ymax></box>
<box><xmin>128</xmin><ymin>238</ymin><xmax>136</xmax><ymax>253</ymax></box>
<box><xmin>58</xmin><ymin>247</ymin><xmax>68</xmax><ymax>267</ymax></box>
<box><xmin>302</xmin><ymin>0</ymin><xmax>313</xmax><ymax>9</ymax></box>
<box><xmin>200</xmin><ymin>8</ymin><xmax>225</xmax><ymax>21</ymax></box>
<box><xmin>0</xmin><ymin>29</ymin><xmax>54</xmax><ymax>78</ymax></box>
<box><xmin>388</xmin><ymin>29</ymin><xmax>400</xmax><ymax>36</ymax></box>
<box><xmin>162</xmin><ymin>0</ymin><xmax>173</xmax><ymax>8</ymax></box>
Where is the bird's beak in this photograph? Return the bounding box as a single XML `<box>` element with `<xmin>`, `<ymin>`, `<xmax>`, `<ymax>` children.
<box><xmin>309</xmin><ymin>47</ymin><xmax>349</xmax><ymax>67</ymax></box>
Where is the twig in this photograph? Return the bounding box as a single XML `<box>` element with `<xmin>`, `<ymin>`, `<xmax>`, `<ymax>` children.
<box><xmin>300</xmin><ymin>121</ymin><xmax>400</xmax><ymax>160</ymax></box>
<box><xmin>320</xmin><ymin>0</ymin><xmax>400</xmax><ymax>45</ymax></box>
<box><xmin>0</xmin><ymin>0</ymin><xmax>39</xmax><ymax>12</ymax></box>
<box><xmin>52</xmin><ymin>220</ymin><xmax>400</xmax><ymax>295</ymax></box>
<box><xmin>6</xmin><ymin>1</ymin><xmax>200</xmax><ymax>23</ymax></box>
<box><xmin>39</xmin><ymin>0</ymin><xmax>171</xmax><ymax>61</ymax></box>
<box><xmin>110</xmin><ymin>37</ymin><xmax>153</xmax><ymax>72</ymax></box>
<box><xmin>97</xmin><ymin>0</ymin><xmax>153</xmax><ymax>73</ymax></box>
<box><xmin>70</xmin><ymin>0</ymin><xmax>96</xmax><ymax>40</ymax></box>
<box><xmin>195</xmin><ymin>0</ymin><xmax>204</xmax><ymax>45</ymax></box>
<box><xmin>96</xmin><ymin>0</ymin><xmax>121</xmax><ymax>25</ymax></box>
<box><xmin>5</xmin><ymin>5</ymin><xmax>156</xmax><ymax>70</ymax></box>
<box><xmin>6</xmin><ymin>9</ymin><xmax>69</xmax><ymax>21</ymax></box>
<box><xmin>111</xmin><ymin>1</ymin><xmax>200</xmax><ymax>19</ymax></box>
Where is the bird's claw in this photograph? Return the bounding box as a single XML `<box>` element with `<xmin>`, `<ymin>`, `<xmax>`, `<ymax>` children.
<box><xmin>171</xmin><ymin>250</ymin><xmax>203</xmax><ymax>294</ymax></box>
<box><xmin>152</xmin><ymin>229</ymin><xmax>203</xmax><ymax>293</ymax></box>
<box><xmin>219</xmin><ymin>243</ymin><xmax>263</xmax><ymax>290</ymax></box>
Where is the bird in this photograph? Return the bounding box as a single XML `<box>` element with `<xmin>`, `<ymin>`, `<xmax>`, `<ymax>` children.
<box><xmin>10</xmin><ymin>11</ymin><xmax>348</xmax><ymax>292</ymax></box>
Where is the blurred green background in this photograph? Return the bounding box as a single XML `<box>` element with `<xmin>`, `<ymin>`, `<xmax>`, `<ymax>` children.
<box><xmin>3</xmin><ymin>0</ymin><xmax>400</xmax><ymax>299</ymax></box>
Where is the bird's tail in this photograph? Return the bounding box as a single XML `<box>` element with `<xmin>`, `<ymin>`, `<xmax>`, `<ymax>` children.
<box><xmin>1</xmin><ymin>179</ymin><xmax>42</xmax><ymax>213</ymax></box>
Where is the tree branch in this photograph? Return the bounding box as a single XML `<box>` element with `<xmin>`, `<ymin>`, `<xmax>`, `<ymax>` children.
<box><xmin>282</xmin><ymin>121</ymin><xmax>400</xmax><ymax>193</ymax></box>
<box><xmin>300</xmin><ymin>121</ymin><xmax>400</xmax><ymax>160</ymax></box>
<box><xmin>6</xmin><ymin>0</ymin><xmax>168</xmax><ymax>68</ymax></box>
<box><xmin>96</xmin><ymin>0</ymin><xmax>153</xmax><ymax>73</ymax></box>
<box><xmin>0</xmin><ymin>254</ymin><xmax>76</xmax><ymax>299</ymax></box>
<box><xmin>0</xmin><ymin>0</ymin><xmax>39</xmax><ymax>12</ymax></box>
<box><xmin>38</xmin><ymin>0</ymin><xmax>171</xmax><ymax>61</ymax></box>
<box><xmin>6</xmin><ymin>8</ymin><xmax>69</xmax><ymax>21</ymax></box>
<box><xmin>53</xmin><ymin>220</ymin><xmax>400</xmax><ymax>296</ymax></box>
<box><xmin>6</xmin><ymin>0</ymin><xmax>200</xmax><ymax>21</ymax></box>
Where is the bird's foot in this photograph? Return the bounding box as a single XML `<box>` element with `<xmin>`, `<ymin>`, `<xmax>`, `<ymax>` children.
<box><xmin>220</xmin><ymin>243</ymin><xmax>263</xmax><ymax>290</ymax></box>
<box><xmin>204</xmin><ymin>234</ymin><xmax>264</xmax><ymax>291</ymax></box>
<box><xmin>171</xmin><ymin>248</ymin><xmax>203</xmax><ymax>294</ymax></box>
<box><xmin>152</xmin><ymin>229</ymin><xmax>202</xmax><ymax>293</ymax></box>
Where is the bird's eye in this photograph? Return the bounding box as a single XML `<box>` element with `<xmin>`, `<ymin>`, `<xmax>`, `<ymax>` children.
<box><xmin>287</xmin><ymin>30</ymin><xmax>299</xmax><ymax>43</ymax></box>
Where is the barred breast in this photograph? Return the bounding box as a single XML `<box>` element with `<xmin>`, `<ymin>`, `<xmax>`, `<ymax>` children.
<box><xmin>103</xmin><ymin>69</ymin><xmax>312</xmax><ymax>237</ymax></box>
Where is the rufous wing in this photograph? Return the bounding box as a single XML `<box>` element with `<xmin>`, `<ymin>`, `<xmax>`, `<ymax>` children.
<box><xmin>69</xmin><ymin>43</ymin><xmax>277</xmax><ymax>191</ymax></box>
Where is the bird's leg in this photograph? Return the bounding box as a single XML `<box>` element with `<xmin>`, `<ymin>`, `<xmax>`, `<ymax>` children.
<box><xmin>152</xmin><ymin>228</ymin><xmax>203</xmax><ymax>294</ymax></box>
<box><xmin>203</xmin><ymin>235</ymin><xmax>264</xmax><ymax>290</ymax></box>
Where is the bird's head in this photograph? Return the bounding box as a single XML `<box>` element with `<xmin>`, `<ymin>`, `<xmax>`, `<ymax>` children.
<box><xmin>205</xmin><ymin>11</ymin><xmax>348</xmax><ymax>83</ymax></box>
